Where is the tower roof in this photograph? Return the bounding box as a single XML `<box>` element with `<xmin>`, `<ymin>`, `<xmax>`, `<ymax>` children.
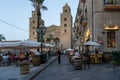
<box><xmin>64</xmin><ymin>3</ymin><xmax>70</xmax><ymax>8</ymax></box>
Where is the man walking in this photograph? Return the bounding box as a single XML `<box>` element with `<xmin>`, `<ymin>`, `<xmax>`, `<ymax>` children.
<box><xmin>57</xmin><ymin>49</ymin><xmax>61</xmax><ymax>64</ymax></box>
<box><xmin>83</xmin><ymin>53</ymin><xmax>91</xmax><ymax>70</ymax></box>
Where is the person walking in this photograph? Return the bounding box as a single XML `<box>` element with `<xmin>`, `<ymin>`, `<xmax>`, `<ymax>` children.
<box><xmin>83</xmin><ymin>53</ymin><xmax>91</xmax><ymax>70</ymax></box>
<box><xmin>83</xmin><ymin>46</ymin><xmax>91</xmax><ymax>69</ymax></box>
<box><xmin>57</xmin><ymin>49</ymin><xmax>61</xmax><ymax>64</ymax></box>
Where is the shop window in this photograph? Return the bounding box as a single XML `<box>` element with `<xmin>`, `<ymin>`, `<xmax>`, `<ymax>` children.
<box><xmin>107</xmin><ymin>30</ymin><xmax>116</xmax><ymax>47</ymax></box>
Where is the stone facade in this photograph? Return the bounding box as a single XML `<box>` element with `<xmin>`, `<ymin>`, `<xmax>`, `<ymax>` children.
<box><xmin>74</xmin><ymin>0</ymin><xmax>120</xmax><ymax>52</ymax></box>
<box><xmin>29</xmin><ymin>3</ymin><xmax>72</xmax><ymax>49</ymax></box>
<box><xmin>29</xmin><ymin>11</ymin><xmax>44</xmax><ymax>42</ymax></box>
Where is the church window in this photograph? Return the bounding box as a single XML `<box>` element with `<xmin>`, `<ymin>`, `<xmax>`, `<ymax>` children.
<box><xmin>107</xmin><ymin>30</ymin><xmax>116</xmax><ymax>47</ymax></box>
<box><xmin>33</xmin><ymin>32</ymin><xmax>35</xmax><ymax>35</ymax></box>
<box><xmin>33</xmin><ymin>26</ymin><xmax>35</xmax><ymax>29</ymax></box>
<box><xmin>64</xmin><ymin>24</ymin><xmax>67</xmax><ymax>27</ymax></box>
<box><xmin>64</xmin><ymin>9</ymin><xmax>67</xmax><ymax>12</ymax></box>
<box><xmin>33</xmin><ymin>20</ymin><xmax>35</xmax><ymax>24</ymax></box>
<box><xmin>65</xmin><ymin>29</ymin><xmax>67</xmax><ymax>33</ymax></box>
<box><xmin>64</xmin><ymin>18</ymin><xmax>67</xmax><ymax>21</ymax></box>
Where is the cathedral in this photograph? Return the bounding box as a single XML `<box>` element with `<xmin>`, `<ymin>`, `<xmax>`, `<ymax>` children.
<box><xmin>29</xmin><ymin>3</ymin><xmax>73</xmax><ymax>50</ymax></box>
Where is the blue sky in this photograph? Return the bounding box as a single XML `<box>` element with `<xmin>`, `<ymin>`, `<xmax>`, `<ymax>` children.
<box><xmin>0</xmin><ymin>0</ymin><xmax>79</xmax><ymax>41</ymax></box>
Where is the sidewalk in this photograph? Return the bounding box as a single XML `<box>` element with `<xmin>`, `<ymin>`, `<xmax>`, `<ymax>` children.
<box><xmin>0</xmin><ymin>56</ymin><xmax>58</xmax><ymax>80</ymax></box>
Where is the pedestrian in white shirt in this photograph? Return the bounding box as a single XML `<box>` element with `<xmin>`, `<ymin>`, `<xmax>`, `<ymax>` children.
<box><xmin>72</xmin><ymin>50</ymin><xmax>80</xmax><ymax>60</ymax></box>
<box><xmin>74</xmin><ymin>50</ymin><xmax>80</xmax><ymax>56</ymax></box>
<box><xmin>34</xmin><ymin>48</ymin><xmax>41</xmax><ymax>55</ymax></box>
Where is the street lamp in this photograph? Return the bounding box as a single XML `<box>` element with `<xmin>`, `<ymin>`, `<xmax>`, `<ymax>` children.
<box><xmin>35</xmin><ymin>24</ymin><xmax>46</xmax><ymax>55</ymax></box>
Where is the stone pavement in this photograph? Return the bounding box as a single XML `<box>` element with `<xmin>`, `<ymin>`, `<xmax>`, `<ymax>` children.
<box><xmin>0</xmin><ymin>56</ymin><xmax>58</xmax><ymax>80</ymax></box>
<box><xmin>34</xmin><ymin>55</ymin><xmax>120</xmax><ymax>80</ymax></box>
<box><xmin>0</xmin><ymin>55</ymin><xmax>120</xmax><ymax>80</ymax></box>
<box><xmin>114</xmin><ymin>66</ymin><xmax>120</xmax><ymax>80</ymax></box>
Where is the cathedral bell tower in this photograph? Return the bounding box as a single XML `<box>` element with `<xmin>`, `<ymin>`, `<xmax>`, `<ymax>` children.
<box><xmin>60</xmin><ymin>3</ymin><xmax>72</xmax><ymax>49</ymax></box>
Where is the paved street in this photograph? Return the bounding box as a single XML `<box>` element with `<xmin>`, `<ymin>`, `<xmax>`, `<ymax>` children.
<box><xmin>34</xmin><ymin>55</ymin><xmax>120</xmax><ymax>80</ymax></box>
<box><xmin>0</xmin><ymin>56</ymin><xmax>58</xmax><ymax>80</ymax></box>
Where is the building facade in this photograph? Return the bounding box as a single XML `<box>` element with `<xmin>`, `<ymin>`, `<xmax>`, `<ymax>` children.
<box><xmin>73</xmin><ymin>0</ymin><xmax>120</xmax><ymax>52</ymax></box>
<box><xmin>29</xmin><ymin>3</ymin><xmax>72</xmax><ymax>49</ymax></box>
<box><xmin>29</xmin><ymin>11</ymin><xmax>44</xmax><ymax>42</ymax></box>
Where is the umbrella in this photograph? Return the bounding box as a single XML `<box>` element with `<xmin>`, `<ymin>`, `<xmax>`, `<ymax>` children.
<box><xmin>65</xmin><ymin>48</ymin><xmax>74</xmax><ymax>51</ymax></box>
<box><xmin>84</xmin><ymin>41</ymin><xmax>101</xmax><ymax>46</ymax></box>
<box><xmin>0</xmin><ymin>40</ymin><xmax>42</xmax><ymax>49</ymax></box>
<box><xmin>64</xmin><ymin>48</ymin><xmax>74</xmax><ymax>54</ymax></box>
<box><xmin>0</xmin><ymin>42</ymin><xmax>20</xmax><ymax>49</ymax></box>
<box><xmin>19</xmin><ymin>40</ymin><xmax>41</xmax><ymax>48</ymax></box>
<box><xmin>45</xmin><ymin>43</ymin><xmax>54</xmax><ymax>48</ymax></box>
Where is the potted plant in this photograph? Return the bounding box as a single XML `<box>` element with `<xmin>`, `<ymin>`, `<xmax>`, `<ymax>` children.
<box><xmin>110</xmin><ymin>61</ymin><xmax>117</xmax><ymax>65</ymax></box>
<box><xmin>111</xmin><ymin>50</ymin><xmax>120</xmax><ymax>66</ymax></box>
<box><xmin>110</xmin><ymin>60</ymin><xmax>117</xmax><ymax>68</ymax></box>
<box><xmin>103</xmin><ymin>52</ymin><xmax>112</xmax><ymax>63</ymax></box>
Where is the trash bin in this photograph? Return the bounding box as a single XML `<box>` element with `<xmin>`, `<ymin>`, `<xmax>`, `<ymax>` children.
<box><xmin>19</xmin><ymin>61</ymin><xmax>29</xmax><ymax>74</ymax></box>
<box><xmin>32</xmin><ymin>55</ymin><xmax>41</xmax><ymax>66</ymax></box>
<box><xmin>74</xmin><ymin>57</ymin><xmax>82</xmax><ymax>70</ymax></box>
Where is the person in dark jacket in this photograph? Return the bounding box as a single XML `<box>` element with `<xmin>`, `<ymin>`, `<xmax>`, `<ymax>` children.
<box><xmin>83</xmin><ymin>53</ymin><xmax>91</xmax><ymax>70</ymax></box>
<box><xmin>57</xmin><ymin>49</ymin><xmax>61</xmax><ymax>64</ymax></box>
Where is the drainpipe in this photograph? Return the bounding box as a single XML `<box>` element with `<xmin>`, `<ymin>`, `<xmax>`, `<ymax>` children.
<box><xmin>91</xmin><ymin>0</ymin><xmax>95</xmax><ymax>52</ymax></box>
<box><xmin>92</xmin><ymin>0</ymin><xmax>94</xmax><ymax>42</ymax></box>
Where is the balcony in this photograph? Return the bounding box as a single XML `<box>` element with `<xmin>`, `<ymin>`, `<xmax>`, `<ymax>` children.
<box><xmin>80</xmin><ymin>15</ymin><xmax>88</xmax><ymax>27</ymax></box>
<box><xmin>104</xmin><ymin>4</ymin><xmax>120</xmax><ymax>10</ymax></box>
<box><xmin>81</xmin><ymin>0</ymin><xmax>86</xmax><ymax>3</ymax></box>
<box><xmin>104</xmin><ymin>0</ymin><xmax>120</xmax><ymax>10</ymax></box>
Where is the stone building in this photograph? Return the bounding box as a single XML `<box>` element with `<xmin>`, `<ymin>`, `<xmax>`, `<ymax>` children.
<box><xmin>29</xmin><ymin>11</ymin><xmax>44</xmax><ymax>42</ymax></box>
<box><xmin>29</xmin><ymin>3</ymin><xmax>72</xmax><ymax>49</ymax></box>
<box><xmin>73</xmin><ymin>0</ymin><xmax>120</xmax><ymax>52</ymax></box>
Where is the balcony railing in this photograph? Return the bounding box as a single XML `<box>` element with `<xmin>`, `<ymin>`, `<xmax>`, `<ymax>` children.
<box><xmin>104</xmin><ymin>0</ymin><xmax>120</xmax><ymax>10</ymax></box>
